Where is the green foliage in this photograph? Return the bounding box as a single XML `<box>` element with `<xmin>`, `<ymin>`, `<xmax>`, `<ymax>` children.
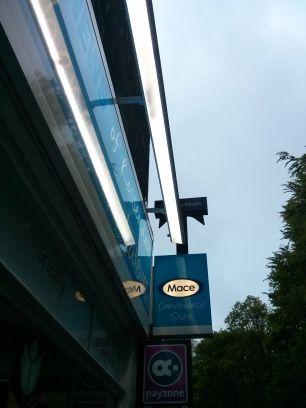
<box><xmin>194</xmin><ymin>297</ymin><xmax>270</xmax><ymax>408</ymax></box>
<box><xmin>267</xmin><ymin>151</ymin><xmax>306</xmax><ymax>408</ymax></box>
<box><xmin>193</xmin><ymin>151</ymin><xmax>306</xmax><ymax>408</ymax></box>
<box><xmin>225</xmin><ymin>295</ymin><xmax>269</xmax><ymax>332</ymax></box>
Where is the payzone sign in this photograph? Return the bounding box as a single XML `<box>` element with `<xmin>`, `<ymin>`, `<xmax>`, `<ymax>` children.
<box><xmin>143</xmin><ymin>344</ymin><xmax>188</xmax><ymax>404</ymax></box>
<box><xmin>153</xmin><ymin>254</ymin><xmax>212</xmax><ymax>337</ymax></box>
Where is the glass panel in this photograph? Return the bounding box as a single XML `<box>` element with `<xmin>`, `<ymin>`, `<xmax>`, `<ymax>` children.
<box><xmin>0</xmin><ymin>0</ymin><xmax>153</xmax><ymax>332</ymax></box>
<box><xmin>89</xmin><ymin>298</ymin><xmax>120</xmax><ymax>379</ymax></box>
<box><xmin>0</xmin><ymin>148</ymin><xmax>92</xmax><ymax>351</ymax></box>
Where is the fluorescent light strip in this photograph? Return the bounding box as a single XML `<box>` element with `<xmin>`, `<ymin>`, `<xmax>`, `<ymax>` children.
<box><xmin>126</xmin><ymin>0</ymin><xmax>183</xmax><ymax>244</ymax></box>
<box><xmin>30</xmin><ymin>0</ymin><xmax>134</xmax><ymax>246</ymax></box>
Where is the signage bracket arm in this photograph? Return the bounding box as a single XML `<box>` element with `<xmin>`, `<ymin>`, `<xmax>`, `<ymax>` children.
<box><xmin>146</xmin><ymin>207</ymin><xmax>166</xmax><ymax>214</ymax></box>
<box><xmin>152</xmin><ymin>197</ymin><xmax>207</xmax><ymax>250</ymax></box>
<box><xmin>176</xmin><ymin>216</ymin><xmax>188</xmax><ymax>254</ymax></box>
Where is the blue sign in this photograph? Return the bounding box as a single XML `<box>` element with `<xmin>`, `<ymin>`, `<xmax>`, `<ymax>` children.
<box><xmin>153</xmin><ymin>254</ymin><xmax>212</xmax><ymax>337</ymax></box>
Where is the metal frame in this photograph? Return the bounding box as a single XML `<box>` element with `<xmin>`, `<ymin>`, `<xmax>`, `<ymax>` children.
<box><xmin>146</xmin><ymin>0</ymin><xmax>184</xmax><ymax>241</ymax></box>
<box><xmin>124</xmin><ymin>0</ymin><xmax>185</xmax><ymax>244</ymax></box>
<box><xmin>87</xmin><ymin>0</ymin><xmax>154</xmax><ymax>241</ymax></box>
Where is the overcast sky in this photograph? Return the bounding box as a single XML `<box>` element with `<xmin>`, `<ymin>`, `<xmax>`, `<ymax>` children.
<box><xmin>148</xmin><ymin>0</ymin><xmax>306</xmax><ymax>330</ymax></box>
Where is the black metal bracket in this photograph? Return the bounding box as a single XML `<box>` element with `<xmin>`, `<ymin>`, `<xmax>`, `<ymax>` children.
<box><xmin>152</xmin><ymin>197</ymin><xmax>208</xmax><ymax>254</ymax></box>
<box><xmin>146</xmin><ymin>207</ymin><xmax>166</xmax><ymax>214</ymax></box>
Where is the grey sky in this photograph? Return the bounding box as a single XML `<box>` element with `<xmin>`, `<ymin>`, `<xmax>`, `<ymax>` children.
<box><xmin>148</xmin><ymin>0</ymin><xmax>306</xmax><ymax>330</ymax></box>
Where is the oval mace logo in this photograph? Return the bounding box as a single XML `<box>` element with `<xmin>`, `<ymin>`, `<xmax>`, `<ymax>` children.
<box><xmin>161</xmin><ymin>279</ymin><xmax>201</xmax><ymax>298</ymax></box>
<box><xmin>123</xmin><ymin>280</ymin><xmax>146</xmax><ymax>299</ymax></box>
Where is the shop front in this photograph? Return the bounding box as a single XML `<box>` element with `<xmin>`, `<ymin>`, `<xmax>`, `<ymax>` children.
<box><xmin>0</xmin><ymin>1</ymin><xmax>157</xmax><ymax>406</ymax></box>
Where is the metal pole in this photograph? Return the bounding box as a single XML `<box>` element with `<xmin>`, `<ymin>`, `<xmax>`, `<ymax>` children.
<box><xmin>176</xmin><ymin>216</ymin><xmax>188</xmax><ymax>254</ymax></box>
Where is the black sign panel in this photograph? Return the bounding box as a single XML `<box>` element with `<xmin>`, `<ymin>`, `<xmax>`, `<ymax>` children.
<box><xmin>154</xmin><ymin>197</ymin><xmax>208</xmax><ymax>228</ymax></box>
<box><xmin>178</xmin><ymin>197</ymin><xmax>208</xmax><ymax>215</ymax></box>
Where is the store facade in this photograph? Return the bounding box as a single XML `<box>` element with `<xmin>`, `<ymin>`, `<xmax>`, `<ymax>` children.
<box><xmin>0</xmin><ymin>1</ymin><xmax>165</xmax><ymax>406</ymax></box>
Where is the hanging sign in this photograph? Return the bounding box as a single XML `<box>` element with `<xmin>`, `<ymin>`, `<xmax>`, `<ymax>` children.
<box><xmin>142</xmin><ymin>343</ymin><xmax>190</xmax><ymax>405</ymax></box>
<box><xmin>153</xmin><ymin>254</ymin><xmax>212</xmax><ymax>337</ymax></box>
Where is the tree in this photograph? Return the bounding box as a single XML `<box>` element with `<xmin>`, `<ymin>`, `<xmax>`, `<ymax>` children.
<box><xmin>225</xmin><ymin>295</ymin><xmax>269</xmax><ymax>333</ymax></box>
<box><xmin>193</xmin><ymin>297</ymin><xmax>270</xmax><ymax>408</ymax></box>
<box><xmin>193</xmin><ymin>151</ymin><xmax>306</xmax><ymax>407</ymax></box>
<box><xmin>267</xmin><ymin>151</ymin><xmax>306</xmax><ymax>408</ymax></box>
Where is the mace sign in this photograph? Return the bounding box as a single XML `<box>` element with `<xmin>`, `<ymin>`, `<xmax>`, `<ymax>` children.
<box><xmin>142</xmin><ymin>343</ymin><xmax>189</xmax><ymax>405</ymax></box>
<box><xmin>153</xmin><ymin>254</ymin><xmax>212</xmax><ymax>337</ymax></box>
<box><xmin>161</xmin><ymin>279</ymin><xmax>201</xmax><ymax>297</ymax></box>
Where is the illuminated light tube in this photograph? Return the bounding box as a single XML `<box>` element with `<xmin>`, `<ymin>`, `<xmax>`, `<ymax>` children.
<box><xmin>30</xmin><ymin>0</ymin><xmax>135</xmax><ymax>246</ymax></box>
<box><xmin>126</xmin><ymin>0</ymin><xmax>183</xmax><ymax>244</ymax></box>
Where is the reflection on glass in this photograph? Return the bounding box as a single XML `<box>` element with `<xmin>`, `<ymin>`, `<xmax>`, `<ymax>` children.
<box><xmin>89</xmin><ymin>300</ymin><xmax>119</xmax><ymax>379</ymax></box>
<box><xmin>0</xmin><ymin>0</ymin><xmax>153</xmax><ymax>333</ymax></box>
<box><xmin>29</xmin><ymin>0</ymin><xmax>135</xmax><ymax>247</ymax></box>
